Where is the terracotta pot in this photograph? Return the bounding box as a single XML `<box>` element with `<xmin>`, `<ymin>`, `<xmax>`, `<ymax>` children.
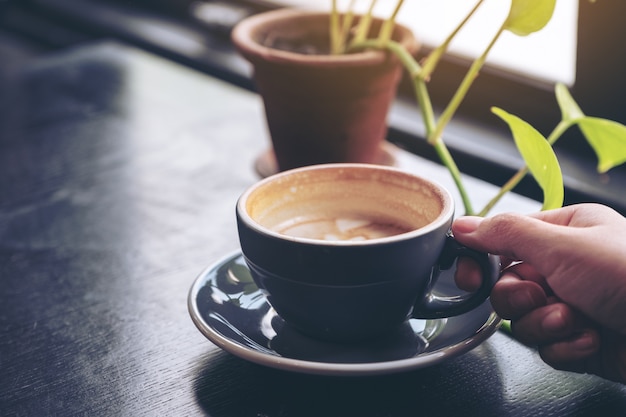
<box><xmin>232</xmin><ymin>8</ymin><xmax>419</xmax><ymax>172</ymax></box>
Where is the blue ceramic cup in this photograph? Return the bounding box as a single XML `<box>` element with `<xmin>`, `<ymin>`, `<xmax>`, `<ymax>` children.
<box><xmin>236</xmin><ymin>164</ymin><xmax>499</xmax><ymax>342</ymax></box>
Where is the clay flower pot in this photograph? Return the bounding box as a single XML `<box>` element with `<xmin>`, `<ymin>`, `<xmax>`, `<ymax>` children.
<box><xmin>232</xmin><ymin>8</ymin><xmax>419</xmax><ymax>173</ymax></box>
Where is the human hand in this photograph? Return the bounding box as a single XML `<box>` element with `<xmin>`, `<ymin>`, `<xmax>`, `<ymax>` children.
<box><xmin>452</xmin><ymin>203</ymin><xmax>626</xmax><ymax>383</ymax></box>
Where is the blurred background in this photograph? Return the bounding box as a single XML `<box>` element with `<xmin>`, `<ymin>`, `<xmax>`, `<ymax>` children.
<box><xmin>1</xmin><ymin>0</ymin><xmax>625</xmax><ymax>213</ymax></box>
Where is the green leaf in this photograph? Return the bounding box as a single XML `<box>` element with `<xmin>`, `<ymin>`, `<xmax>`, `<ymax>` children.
<box><xmin>555</xmin><ymin>82</ymin><xmax>584</xmax><ymax>121</ymax></box>
<box><xmin>504</xmin><ymin>0</ymin><xmax>557</xmax><ymax>36</ymax></box>
<box><xmin>554</xmin><ymin>83</ymin><xmax>626</xmax><ymax>173</ymax></box>
<box><xmin>492</xmin><ymin>107</ymin><xmax>564</xmax><ymax>210</ymax></box>
<box><xmin>577</xmin><ymin>117</ymin><xmax>626</xmax><ymax>173</ymax></box>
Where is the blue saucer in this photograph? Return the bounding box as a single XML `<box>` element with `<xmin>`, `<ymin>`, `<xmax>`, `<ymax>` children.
<box><xmin>188</xmin><ymin>251</ymin><xmax>502</xmax><ymax>376</ymax></box>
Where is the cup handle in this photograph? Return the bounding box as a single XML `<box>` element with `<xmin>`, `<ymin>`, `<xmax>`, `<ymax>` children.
<box><xmin>411</xmin><ymin>233</ymin><xmax>501</xmax><ymax>319</ymax></box>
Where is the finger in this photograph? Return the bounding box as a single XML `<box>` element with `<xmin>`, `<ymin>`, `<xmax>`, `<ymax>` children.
<box><xmin>454</xmin><ymin>257</ymin><xmax>482</xmax><ymax>292</ymax></box>
<box><xmin>528</xmin><ymin>203</ymin><xmax>623</xmax><ymax>228</ymax></box>
<box><xmin>503</xmin><ymin>262</ymin><xmax>553</xmax><ymax>296</ymax></box>
<box><xmin>537</xmin><ymin>330</ymin><xmax>600</xmax><ymax>371</ymax></box>
<box><xmin>452</xmin><ymin>214</ymin><xmax>566</xmax><ymax>266</ymax></box>
<box><xmin>490</xmin><ymin>273</ymin><xmax>547</xmax><ymax>320</ymax></box>
<box><xmin>511</xmin><ymin>303</ymin><xmax>592</xmax><ymax>347</ymax></box>
<box><xmin>526</xmin><ymin>205</ymin><xmax>580</xmax><ymax>226</ymax></box>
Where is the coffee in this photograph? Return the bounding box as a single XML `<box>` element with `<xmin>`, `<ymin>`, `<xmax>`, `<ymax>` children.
<box><xmin>274</xmin><ymin>214</ymin><xmax>412</xmax><ymax>241</ymax></box>
<box><xmin>243</xmin><ymin>166</ymin><xmax>445</xmax><ymax>243</ymax></box>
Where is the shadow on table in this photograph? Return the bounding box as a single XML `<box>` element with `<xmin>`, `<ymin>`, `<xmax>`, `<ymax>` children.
<box><xmin>192</xmin><ymin>345</ymin><xmax>506</xmax><ymax>417</ymax></box>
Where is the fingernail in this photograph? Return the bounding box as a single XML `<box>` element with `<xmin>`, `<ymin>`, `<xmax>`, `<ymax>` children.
<box><xmin>453</xmin><ymin>216</ymin><xmax>483</xmax><ymax>234</ymax></box>
<box><xmin>542</xmin><ymin>310</ymin><xmax>565</xmax><ymax>332</ymax></box>
<box><xmin>510</xmin><ymin>290</ymin><xmax>534</xmax><ymax>310</ymax></box>
<box><xmin>572</xmin><ymin>332</ymin><xmax>596</xmax><ymax>352</ymax></box>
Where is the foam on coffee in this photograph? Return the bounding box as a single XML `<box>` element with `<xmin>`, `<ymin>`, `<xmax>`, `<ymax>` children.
<box><xmin>274</xmin><ymin>214</ymin><xmax>412</xmax><ymax>241</ymax></box>
<box><xmin>244</xmin><ymin>165</ymin><xmax>447</xmax><ymax>242</ymax></box>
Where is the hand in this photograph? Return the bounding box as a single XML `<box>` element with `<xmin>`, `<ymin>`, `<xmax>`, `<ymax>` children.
<box><xmin>452</xmin><ymin>203</ymin><xmax>626</xmax><ymax>383</ymax></box>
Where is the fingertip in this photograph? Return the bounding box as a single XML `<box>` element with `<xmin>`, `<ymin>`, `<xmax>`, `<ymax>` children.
<box><xmin>542</xmin><ymin>309</ymin><xmax>567</xmax><ymax>333</ymax></box>
<box><xmin>454</xmin><ymin>257</ymin><xmax>482</xmax><ymax>292</ymax></box>
<box><xmin>570</xmin><ymin>331</ymin><xmax>600</xmax><ymax>354</ymax></box>
<box><xmin>490</xmin><ymin>276</ymin><xmax>547</xmax><ymax>320</ymax></box>
<box><xmin>452</xmin><ymin>216</ymin><xmax>484</xmax><ymax>235</ymax></box>
<box><xmin>538</xmin><ymin>330</ymin><xmax>601</xmax><ymax>371</ymax></box>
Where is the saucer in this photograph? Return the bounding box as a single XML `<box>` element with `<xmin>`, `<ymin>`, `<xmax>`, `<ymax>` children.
<box><xmin>254</xmin><ymin>142</ymin><xmax>399</xmax><ymax>178</ymax></box>
<box><xmin>188</xmin><ymin>251</ymin><xmax>502</xmax><ymax>376</ymax></box>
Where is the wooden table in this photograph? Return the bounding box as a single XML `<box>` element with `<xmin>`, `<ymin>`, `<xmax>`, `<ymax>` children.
<box><xmin>1</xmin><ymin>41</ymin><xmax>624</xmax><ymax>416</ymax></box>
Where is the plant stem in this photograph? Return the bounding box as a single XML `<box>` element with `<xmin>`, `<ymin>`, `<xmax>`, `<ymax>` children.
<box><xmin>350</xmin><ymin>39</ymin><xmax>416</xmax><ymax>70</ymax></box>
<box><xmin>378</xmin><ymin>0</ymin><xmax>405</xmax><ymax>44</ymax></box>
<box><xmin>351</xmin><ymin>40</ymin><xmax>436</xmax><ymax>134</ymax></box>
<box><xmin>414</xmin><ymin>79</ymin><xmax>474</xmax><ymax>214</ymax></box>
<box><xmin>477</xmin><ymin>166</ymin><xmax>529</xmax><ymax>217</ymax></box>
<box><xmin>330</xmin><ymin>0</ymin><xmax>342</xmax><ymax>54</ymax></box>
<box><xmin>477</xmin><ymin>119</ymin><xmax>573</xmax><ymax>217</ymax></box>
<box><xmin>351</xmin><ymin>39</ymin><xmax>475</xmax><ymax>214</ymax></box>
<box><xmin>435</xmin><ymin>139</ymin><xmax>476</xmax><ymax>215</ymax></box>
<box><xmin>421</xmin><ymin>0</ymin><xmax>486</xmax><ymax>79</ymax></box>
<box><xmin>419</xmin><ymin>24</ymin><xmax>505</xmax><ymax>215</ymax></box>
<box><xmin>414</xmin><ymin>80</ymin><xmax>436</xmax><ymax>134</ymax></box>
<box><xmin>431</xmin><ymin>25</ymin><xmax>504</xmax><ymax>146</ymax></box>
<box><xmin>339</xmin><ymin>1</ymin><xmax>357</xmax><ymax>53</ymax></box>
<box><xmin>352</xmin><ymin>0</ymin><xmax>378</xmax><ymax>44</ymax></box>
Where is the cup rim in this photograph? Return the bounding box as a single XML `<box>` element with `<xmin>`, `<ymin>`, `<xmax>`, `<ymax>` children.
<box><xmin>237</xmin><ymin>163</ymin><xmax>454</xmax><ymax>246</ymax></box>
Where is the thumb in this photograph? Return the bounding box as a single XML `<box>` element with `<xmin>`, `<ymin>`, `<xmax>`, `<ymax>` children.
<box><xmin>452</xmin><ymin>213</ymin><xmax>565</xmax><ymax>264</ymax></box>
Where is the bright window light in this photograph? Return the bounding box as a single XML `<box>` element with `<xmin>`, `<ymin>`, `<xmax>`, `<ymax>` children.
<box><xmin>272</xmin><ymin>0</ymin><xmax>578</xmax><ymax>86</ymax></box>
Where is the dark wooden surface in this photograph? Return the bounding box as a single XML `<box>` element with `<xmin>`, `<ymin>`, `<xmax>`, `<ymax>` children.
<box><xmin>1</xmin><ymin>41</ymin><xmax>625</xmax><ymax>417</ymax></box>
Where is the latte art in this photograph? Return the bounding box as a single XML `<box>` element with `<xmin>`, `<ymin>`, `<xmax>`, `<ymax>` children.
<box><xmin>275</xmin><ymin>215</ymin><xmax>412</xmax><ymax>241</ymax></box>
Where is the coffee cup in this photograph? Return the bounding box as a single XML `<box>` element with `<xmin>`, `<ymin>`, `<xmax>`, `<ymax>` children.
<box><xmin>236</xmin><ymin>163</ymin><xmax>499</xmax><ymax>342</ymax></box>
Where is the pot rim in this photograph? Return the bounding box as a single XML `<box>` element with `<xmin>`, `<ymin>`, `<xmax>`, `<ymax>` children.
<box><xmin>231</xmin><ymin>8</ymin><xmax>419</xmax><ymax>68</ymax></box>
